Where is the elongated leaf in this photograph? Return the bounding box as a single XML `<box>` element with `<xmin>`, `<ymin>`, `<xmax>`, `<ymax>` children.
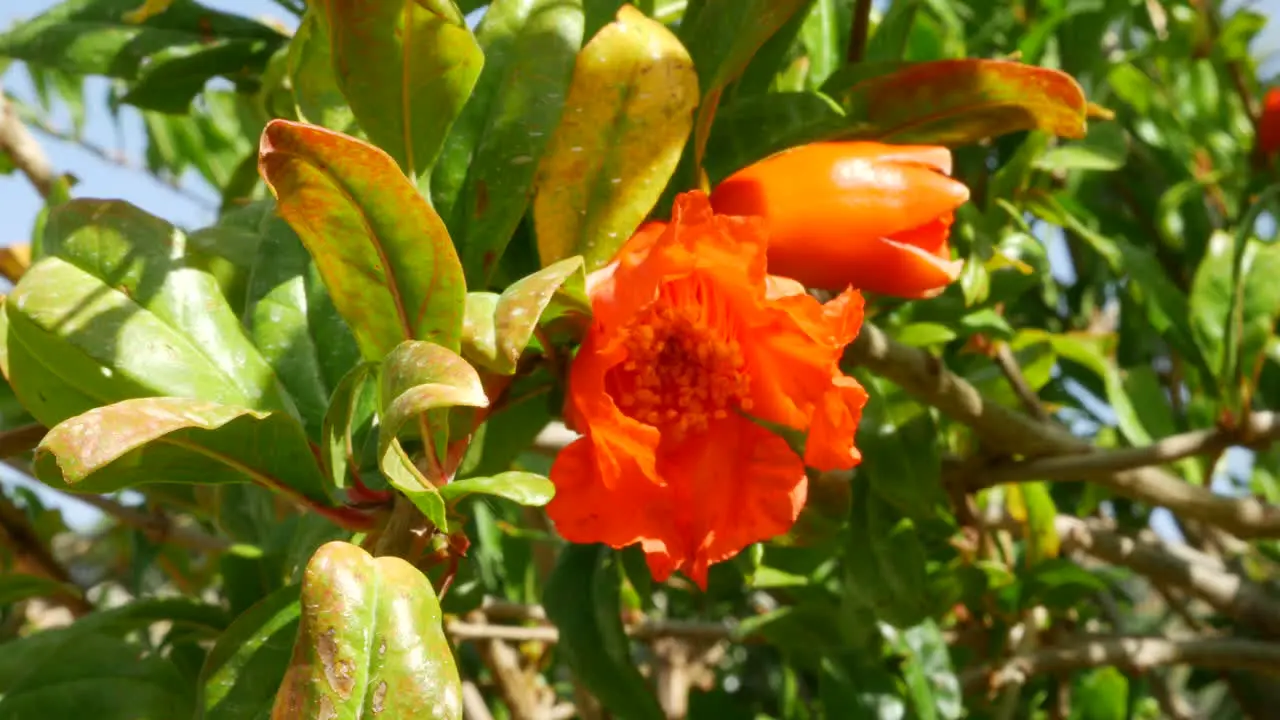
<box><xmin>321</xmin><ymin>362</ymin><xmax>379</xmax><ymax>492</ymax></box>
<box><xmin>244</xmin><ymin>207</ymin><xmax>361</xmax><ymax>439</ymax></box>
<box><xmin>889</xmin><ymin>621</ymin><xmax>962</xmax><ymax>720</ymax></box>
<box><xmin>121</xmin><ymin>37</ymin><xmax>280</xmax><ymax>112</ymax></box>
<box><xmin>433</xmin><ymin>0</ymin><xmax>585</xmax><ymax>287</ymax></box>
<box><xmin>703</xmin><ymin>90</ymin><xmax>846</xmax><ymax>183</ymax></box>
<box><xmin>0</xmin><ymin>574</ymin><xmax>82</xmax><ymax>607</ymax></box>
<box><xmin>678</xmin><ymin>0</ymin><xmax>810</xmax><ymax>165</ymax></box>
<box><xmin>0</xmin><ymin>634</ymin><xmax>195</xmax><ymax>719</ymax></box>
<box><xmin>259</xmin><ymin>120</ymin><xmax>467</xmax><ymax>359</ymax></box>
<box><xmin>544</xmin><ymin>544</ymin><xmax>663</xmax><ymax>720</ymax></box>
<box><xmin>857</xmin><ymin>414</ymin><xmax>947</xmax><ymax>521</ymax></box>
<box><xmin>1038</xmin><ymin>332</ymin><xmax>1152</xmax><ymax>446</ymax></box>
<box><xmin>198</xmin><ymin>585</ymin><xmax>301</xmax><ymax>720</ymax></box>
<box><xmin>835</xmin><ymin>59</ymin><xmax>1088</xmax><ymax>145</ymax></box>
<box><xmin>321</xmin><ymin>0</ymin><xmax>483</xmax><ymax>176</ymax></box>
<box><xmin>378</xmin><ymin>341</ymin><xmax>489</xmax><ymax>529</ymax></box>
<box><xmin>462</xmin><ymin>256</ymin><xmax>589</xmax><ymax>374</ymax></box>
<box><xmin>439</xmin><ymin>471</ymin><xmax>554</xmax><ymax>506</ymax></box>
<box><xmin>271</xmin><ymin>542</ymin><xmax>461</xmax><ymax>720</ymax></box>
<box><xmin>865</xmin><ymin>0</ymin><xmax>920</xmax><ymax>61</ymax></box>
<box><xmin>1239</xmin><ymin>240</ymin><xmax>1280</xmax><ymax>389</ymax></box>
<box><xmin>844</xmin><ymin>480</ymin><xmax>932</xmax><ymax>628</ymax></box>
<box><xmin>1006</xmin><ymin>482</ymin><xmax>1060</xmax><ymax>566</ymax></box>
<box><xmin>533</xmin><ymin>5</ymin><xmax>699</xmax><ymax>270</ymax></box>
<box><xmin>0</xmin><ymin>0</ymin><xmax>285</xmax><ymax>82</ymax></box>
<box><xmin>33</xmin><ymin>397</ymin><xmax>336</xmax><ymax>511</ymax></box>
<box><xmin>288</xmin><ymin>10</ymin><xmax>356</xmax><ymax>132</ymax></box>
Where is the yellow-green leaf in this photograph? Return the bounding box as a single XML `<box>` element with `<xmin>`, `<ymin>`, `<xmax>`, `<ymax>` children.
<box><xmin>533</xmin><ymin>4</ymin><xmax>699</xmax><ymax>270</ymax></box>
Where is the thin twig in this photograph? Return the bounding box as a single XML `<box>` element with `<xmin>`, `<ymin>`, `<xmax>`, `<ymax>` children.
<box><xmin>973</xmin><ymin>411</ymin><xmax>1280</xmax><ymax>488</ymax></box>
<box><xmin>1053</xmin><ymin>516</ymin><xmax>1280</xmax><ymax>636</ymax></box>
<box><xmin>0</xmin><ymin>424</ymin><xmax>47</xmax><ymax>459</ymax></box>
<box><xmin>994</xmin><ymin>342</ymin><xmax>1050</xmax><ymax>422</ymax></box>
<box><xmin>0</xmin><ymin>90</ymin><xmax>56</xmax><ymax>198</ymax></box>
<box><xmin>13</xmin><ymin>102</ymin><xmax>218</xmax><ymax>211</ymax></box>
<box><xmin>447</xmin><ymin>615</ymin><xmax>739</xmax><ymax>645</ymax></box>
<box><xmin>70</xmin><ymin>493</ymin><xmax>232</xmax><ymax>553</ymax></box>
<box><xmin>0</xmin><ymin>492</ymin><xmax>91</xmax><ymax>615</ymax></box>
<box><xmin>846</xmin><ymin>322</ymin><xmax>1280</xmax><ymax>538</ymax></box>
<box><xmin>961</xmin><ymin>635</ymin><xmax>1280</xmax><ymax>693</ymax></box>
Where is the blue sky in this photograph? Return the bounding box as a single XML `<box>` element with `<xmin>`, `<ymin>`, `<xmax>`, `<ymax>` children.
<box><xmin>0</xmin><ymin>0</ymin><xmax>1276</xmax><ymax>532</ymax></box>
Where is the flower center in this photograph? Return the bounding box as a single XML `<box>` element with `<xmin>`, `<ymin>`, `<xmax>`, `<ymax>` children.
<box><xmin>613</xmin><ymin>300</ymin><xmax>751</xmax><ymax>440</ymax></box>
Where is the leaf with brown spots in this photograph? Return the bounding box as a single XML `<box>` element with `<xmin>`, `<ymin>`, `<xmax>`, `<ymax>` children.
<box><xmin>271</xmin><ymin>541</ymin><xmax>461</xmax><ymax>720</ymax></box>
<box><xmin>259</xmin><ymin>120</ymin><xmax>467</xmax><ymax>360</ymax></box>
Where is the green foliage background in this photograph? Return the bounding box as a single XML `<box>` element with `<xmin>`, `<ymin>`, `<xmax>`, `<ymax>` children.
<box><xmin>1</xmin><ymin>0</ymin><xmax>1279</xmax><ymax>718</ymax></box>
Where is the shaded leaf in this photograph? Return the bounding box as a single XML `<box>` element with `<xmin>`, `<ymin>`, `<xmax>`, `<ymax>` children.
<box><xmin>544</xmin><ymin>544</ymin><xmax>663</xmax><ymax>720</ymax></box>
<box><xmin>321</xmin><ymin>362</ymin><xmax>379</xmax><ymax>492</ymax></box>
<box><xmin>198</xmin><ymin>585</ymin><xmax>301</xmax><ymax>720</ymax></box>
<box><xmin>259</xmin><ymin>120</ymin><xmax>467</xmax><ymax>359</ymax></box>
<box><xmin>533</xmin><ymin>4</ymin><xmax>699</xmax><ymax>270</ymax></box>
<box><xmin>0</xmin><ymin>573</ymin><xmax>82</xmax><ymax>607</ymax></box>
<box><xmin>287</xmin><ymin>10</ymin><xmax>355</xmax><ymax>132</ymax></box>
<box><xmin>433</xmin><ymin>0</ymin><xmax>586</xmax><ymax>287</ymax></box>
<box><xmin>244</xmin><ymin>207</ymin><xmax>361</xmax><ymax>439</ymax></box>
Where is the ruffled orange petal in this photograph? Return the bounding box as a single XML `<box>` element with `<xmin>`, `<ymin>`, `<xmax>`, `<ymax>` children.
<box><xmin>546</xmin><ymin>435</ymin><xmax>671</xmax><ymax>549</ymax></box>
<box><xmin>654</xmin><ymin>416</ymin><xmax>808</xmax><ymax>587</ymax></box>
<box><xmin>804</xmin><ymin>375</ymin><xmax>868</xmax><ymax>470</ymax></box>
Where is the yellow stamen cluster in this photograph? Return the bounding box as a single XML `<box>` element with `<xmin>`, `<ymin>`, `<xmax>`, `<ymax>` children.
<box><xmin>615</xmin><ymin>302</ymin><xmax>751</xmax><ymax>440</ymax></box>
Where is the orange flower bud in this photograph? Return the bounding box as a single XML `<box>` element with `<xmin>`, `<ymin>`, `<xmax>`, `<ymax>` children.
<box><xmin>1260</xmin><ymin>88</ymin><xmax>1280</xmax><ymax>157</ymax></box>
<box><xmin>709</xmin><ymin>142</ymin><xmax>971</xmax><ymax>299</ymax></box>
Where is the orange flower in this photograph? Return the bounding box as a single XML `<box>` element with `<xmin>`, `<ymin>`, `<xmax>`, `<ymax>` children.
<box><xmin>709</xmin><ymin>141</ymin><xmax>970</xmax><ymax>299</ymax></box>
<box><xmin>1260</xmin><ymin>88</ymin><xmax>1280</xmax><ymax>157</ymax></box>
<box><xmin>546</xmin><ymin>191</ymin><xmax>868</xmax><ymax>588</ymax></box>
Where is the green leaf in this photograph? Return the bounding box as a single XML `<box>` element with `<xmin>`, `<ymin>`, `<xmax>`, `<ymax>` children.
<box><xmin>287</xmin><ymin>10</ymin><xmax>355</xmax><ymax>132</ymax></box>
<box><xmin>259</xmin><ymin>120</ymin><xmax>467</xmax><ymax>360</ymax></box>
<box><xmin>1005</xmin><ymin>482</ymin><xmax>1059</xmax><ymax>566</ymax></box>
<box><xmin>198</xmin><ymin>585</ymin><xmax>301</xmax><ymax>720</ymax></box>
<box><xmin>678</xmin><ymin>0</ymin><xmax>810</xmax><ymax>166</ymax></box>
<box><xmin>378</xmin><ymin>341</ymin><xmax>489</xmax><ymax>529</ymax></box>
<box><xmin>439</xmin><ymin>471</ymin><xmax>555</xmax><ymax>507</ymax></box>
<box><xmin>0</xmin><ymin>634</ymin><xmax>195</xmax><ymax>719</ymax></box>
<box><xmin>461</xmin><ymin>256</ymin><xmax>590</xmax><ymax>374</ymax></box>
<box><xmin>0</xmin><ymin>0</ymin><xmax>285</xmax><ymax>82</ymax></box>
<box><xmin>1038</xmin><ymin>332</ymin><xmax>1152</xmax><ymax>446</ymax></box>
<box><xmin>0</xmin><ymin>573</ymin><xmax>82</xmax><ymax>606</ymax></box>
<box><xmin>319</xmin><ymin>0</ymin><xmax>483</xmax><ymax>177</ymax></box>
<box><xmin>1239</xmin><ymin>239</ymin><xmax>1280</xmax><ymax>391</ymax></box>
<box><xmin>544</xmin><ymin>544</ymin><xmax>663</xmax><ymax>720</ymax></box>
<box><xmin>121</xmin><ymin>37</ymin><xmax>280</xmax><ymax>113</ymax></box>
<box><xmin>33</xmin><ymin>397</ymin><xmax>339</xmax><ymax>513</ymax></box>
<box><xmin>1035</xmin><ymin>121</ymin><xmax>1128</xmax><ymax>172</ymax></box>
<box><xmin>533</xmin><ymin>4</ymin><xmax>699</xmax><ymax>270</ymax></box>
<box><xmin>432</xmin><ymin>0</ymin><xmax>586</xmax><ymax>288</ymax></box>
<box><xmin>1189</xmin><ymin>229</ymin><xmax>1234</xmax><ymax>393</ymax></box>
<box><xmin>0</xmin><ymin>598</ymin><xmax>230</xmax><ymax>693</ymax></box>
<box><xmin>321</xmin><ymin>362</ymin><xmax>379</xmax><ymax>492</ymax></box>
<box><xmin>834</xmin><ymin>59</ymin><xmax>1088</xmax><ymax>145</ymax></box>
<box><xmin>857</xmin><ymin>413</ymin><xmax>947</xmax><ymax>521</ymax></box>
<box><xmin>244</xmin><ymin>206</ymin><xmax>361</xmax><ymax>440</ymax></box>
<box><xmin>1071</xmin><ymin>667</ymin><xmax>1128</xmax><ymax>720</ymax></box>
<box><xmin>894</xmin><ymin>322</ymin><xmax>959</xmax><ymax>348</ymax></box>
<box><xmin>272</xmin><ymin>542</ymin><xmax>461</xmax><ymax>719</ymax></box>
<box><xmin>703</xmin><ymin>90</ymin><xmax>846</xmax><ymax>183</ymax></box>
<box><xmin>865</xmin><ymin>0</ymin><xmax>920</xmax><ymax>62</ymax></box>
<box><xmin>888</xmin><ymin>621</ymin><xmax>962</xmax><ymax>720</ymax></box>
<box><xmin>3</xmin><ymin>257</ymin><xmax>290</xmax><ymax>428</ymax></box>
<box><xmin>844</xmin><ymin>480</ymin><xmax>932</xmax><ymax>628</ymax></box>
